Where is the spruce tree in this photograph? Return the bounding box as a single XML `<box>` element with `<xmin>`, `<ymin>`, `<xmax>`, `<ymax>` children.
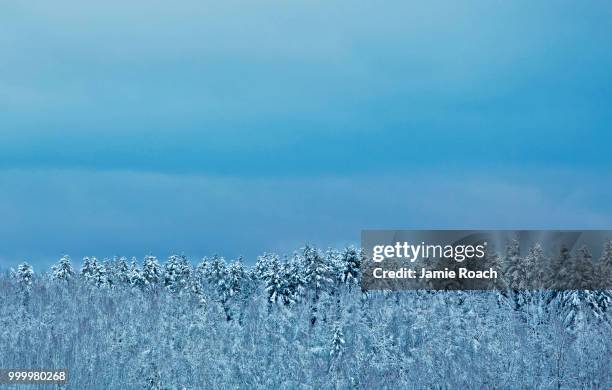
<box><xmin>207</xmin><ymin>256</ymin><xmax>227</xmax><ymax>289</ymax></box>
<box><xmin>142</xmin><ymin>255</ymin><xmax>162</xmax><ymax>289</ymax></box>
<box><xmin>502</xmin><ymin>239</ymin><xmax>522</xmax><ymax>290</ymax></box>
<box><xmin>164</xmin><ymin>255</ymin><xmax>192</xmax><ymax>293</ymax></box>
<box><xmin>598</xmin><ymin>240</ymin><xmax>612</xmax><ymax>289</ymax></box>
<box><xmin>330</xmin><ymin>324</ymin><xmax>346</xmax><ymax>359</ymax></box>
<box><xmin>112</xmin><ymin>256</ymin><xmax>130</xmax><ymax>285</ymax></box>
<box><xmin>81</xmin><ymin>257</ymin><xmax>94</xmax><ymax>281</ymax></box>
<box><xmin>339</xmin><ymin>247</ymin><xmax>361</xmax><ymax>288</ymax></box>
<box><xmin>90</xmin><ymin>258</ymin><xmax>108</xmax><ymax>288</ymax></box>
<box><xmin>52</xmin><ymin>255</ymin><xmax>75</xmax><ymax>282</ymax></box>
<box><xmin>550</xmin><ymin>246</ymin><xmax>572</xmax><ymax>290</ymax></box>
<box><xmin>302</xmin><ymin>246</ymin><xmax>331</xmax><ymax>325</ymax></box>
<box><xmin>262</xmin><ymin>254</ymin><xmax>285</xmax><ymax>305</ymax></box>
<box><xmin>12</xmin><ymin>262</ymin><xmax>34</xmax><ymax>306</ymax></box>
<box><xmin>253</xmin><ymin>253</ymin><xmax>276</xmax><ymax>280</ymax></box>
<box><xmin>225</xmin><ymin>260</ymin><xmax>246</xmax><ymax>299</ymax></box>
<box><xmin>302</xmin><ymin>245</ymin><xmax>331</xmax><ymax>300</ymax></box>
<box><xmin>523</xmin><ymin>243</ymin><xmax>548</xmax><ymax>289</ymax></box>
<box><xmin>128</xmin><ymin>258</ymin><xmax>145</xmax><ymax>288</ymax></box>
<box><xmin>13</xmin><ymin>262</ymin><xmax>34</xmax><ymax>289</ymax></box>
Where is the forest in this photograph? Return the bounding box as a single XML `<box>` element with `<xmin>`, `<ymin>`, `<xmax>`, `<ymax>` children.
<box><xmin>2</xmin><ymin>242</ymin><xmax>612</xmax><ymax>389</ymax></box>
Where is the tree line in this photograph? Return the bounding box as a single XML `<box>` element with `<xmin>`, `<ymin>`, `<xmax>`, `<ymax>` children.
<box><xmin>2</xmin><ymin>243</ymin><xmax>612</xmax><ymax>389</ymax></box>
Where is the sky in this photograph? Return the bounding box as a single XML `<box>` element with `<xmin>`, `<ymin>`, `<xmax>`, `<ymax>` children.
<box><xmin>1</xmin><ymin>1</ymin><xmax>612</xmax><ymax>269</ymax></box>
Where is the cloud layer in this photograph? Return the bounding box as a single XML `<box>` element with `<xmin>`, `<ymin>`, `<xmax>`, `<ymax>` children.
<box><xmin>2</xmin><ymin>1</ymin><xmax>611</xmax><ymax>175</ymax></box>
<box><xmin>1</xmin><ymin>168</ymin><xmax>610</xmax><ymax>268</ymax></box>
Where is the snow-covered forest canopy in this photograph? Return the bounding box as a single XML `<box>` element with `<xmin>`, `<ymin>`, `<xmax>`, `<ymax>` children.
<box><xmin>3</xmin><ymin>242</ymin><xmax>612</xmax><ymax>389</ymax></box>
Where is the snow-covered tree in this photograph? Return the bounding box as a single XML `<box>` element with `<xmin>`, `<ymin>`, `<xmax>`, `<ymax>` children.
<box><xmin>330</xmin><ymin>324</ymin><xmax>345</xmax><ymax>359</ymax></box>
<box><xmin>206</xmin><ymin>255</ymin><xmax>227</xmax><ymax>289</ymax></box>
<box><xmin>598</xmin><ymin>240</ymin><xmax>612</xmax><ymax>289</ymax></box>
<box><xmin>194</xmin><ymin>257</ymin><xmax>210</xmax><ymax>288</ymax></box>
<box><xmin>262</xmin><ymin>254</ymin><xmax>286</xmax><ymax>305</ymax></box>
<box><xmin>11</xmin><ymin>261</ymin><xmax>34</xmax><ymax>307</ymax></box>
<box><xmin>128</xmin><ymin>258</ymin><xmax>146</xmax><ymax>288</ymax></box>
<box><xmin>102</xmin><ymin>259</ymin><xmax>114</xmax><ymax>288</ymax></box>
<box><xmin>284</xmin><ymin>255</ymin><xmax>305</xmax><ymax>304</ymax></box>
<box><xmin>90</xmin><ymin>258</ymin><xmax>108</xmax><ymax>288</ymax></box>
<box><xmin>502</xmin><ymin>239</ymin><xmax>522</xmax><ymax>290</ymax></box>
<box><xmin>164</xmin><ymin>255</ymin><xmax>192</xmax><ymax>293</ymax></box>
<box><xmin>12</xmin><ymin>261</ymin><xmax>34</xmax><ymax>289</ymax></box>
<box><xmin>216</xmin><ymin>259</ymin><xmax>247</xmax><ymax>321</ymax></box>
<box><xmin>550</xmin><ymin>246</ymin><xmax>573</xmax><ymax>290</ymax></box>
<box><xmin>81</xmin><ymin>257</ymin><xmax>94</xmax><ymax>281</ymax></box>
<box><xmin>566</xmin><ymin>245</ymin><xmax>596</xmax><ymax>290</ymax></box>
<box><xmin>302</xmin><ymin>246</ymin><xmax>332</xmax><ymax>325</ymax></box>
<box><xmin>112</xmin><ymin>256</ymin><xmax>130</xmax><ymax>285</ymax></box>
<box><xmin>189</xmin><ymin>277</ymin><xmax>207</xmax><ymax>308</ymax></box>
<box><xmin>52</xmin><ymin>255</ymin><xmax>75</xmax><ymax>282</ymax></box>
<box><xmin>339</xmin><ymin>247</ymin><xmax>361</xmax><ymax>287</ymax></box>
<box><xmin>302</xmin><ymin>245</ymin><xmax>332</xmax><ymax>299</ymax></box>
<box><xmin>142</xmin><ymin>255</ymin><xmax>162</xmax><ymax>289</ymax></box>
<box><xmin>326</xmin><ymin>248</ymin><xmax>344</xmax><ymax>284</ymax></box>
<box><xmin>523</xmin><ymin>243</ymin><xmax>548</xmax><ymax>289</ymax></box>
<box><xmin>559</xmin><ymin>246</ymin><xmax>601</xmax><ymax>330</ymax></box>
<box><xmin>253</xmin><ymin>253</ymin><xmax>276</xmax><ymax>280</ymax></box>
<box><xmin>224</xmin><ymin>260</ymin><xmax>246</xmax><ymax>299</ymax></box>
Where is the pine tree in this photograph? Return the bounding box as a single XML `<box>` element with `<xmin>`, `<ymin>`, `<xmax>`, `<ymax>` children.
<box><xmin>81</xmin><ymin>257</ymin><xmax>94</xmax><ymax>281</ymax></box>
<box><xmin>595</xmin><ymin>241</ymin><xmax>612</xmax><ymax>313</ymax></box>
<box><xmin>550</xmin><ymin>246</ymin><xmax>572</xmax><ymax>290</ymax></box>
<box><xmin>284</xmin><ymin>255</ymin><xmax>305</xmax><ymax>304</ymax></box>
<box><xmin>204</xmin><ymin>256</ymin><xmax>235</xmax><ymax>319</ymax></box>
<box><xmin>190</xmin><ymin>277</ymin><xmax>207</xmax><ymax>308</ymax></box>
<box><xmin>482</xmin><ymin>247</ymin><xmax>504</xmax><ymax>290</ymax></box>
<box><xmin>302</xmin><ymin>245</ymin><xmax>332</xmax><ymax>299</ymax></box>
<box><xmin>500</xmin><ymin>239</ymin><xmax>530</xmax><ymax>309</ymax></box>
<box><xmin>225</xmin><ymin>260</ymin><xmax>246</xmax><ymax>299</ymax></box>
<box><xmin>326</xmin><ymin>248</ymin><xmax>344</xmax><ymax>285</ymax></box>
<box><xmin>568</xmin><ymin>246</ymin><xmax>595</xmax><ymax>290</ymax></box>
<box><xmin>262</xmin><ymin>254</ymin><xmax>286</xmax><ymax>305</ymax></box>
<box><xmin>214</xmin><ymin>259</ymin><xmax>247</xmax><ymax>321</ymax></box>
<box><xmin>142</xmin><ymin>255</ymin><xmax>162</xmax><ymax>289</ymax></box>
<box><xmin>90</xmin><ymin>258</ymin><xmax>108</xmax><ymax>288</ymax></box>
<box><xmin>598</xmin><ymin>240</ymin><xmax>612</xmax><ymax>289</ymax></box>
<box><xmin>206</xmin><ymin>256</ymin><xmax>227</xmax><ymax>289</ymax></box>
<box><xmin>339</xmin><ymin>247</ymin><xmax>361</xmax><ymax>287</ymax></box>
<box><xmin>559</xmin><ymin>246</ymin><xmax>601</xmax><ymax>330</ymax></box>
<box><xmin>52</xmin><ymin>255</ymin><xmax>75</xmax><ymax>282</ymax></box>
<box><xmin>330</xmin><ymin>324</ymin><xmax>345</xmax><ymax>359</ymax></box>
<box><xmin>13</xmin><ymin>262</ymin><xmax>34</xmax><ymax>289</ymax></box>
<box><xmin>194</xmin><ymin>257</ymin><xmax>210</xmax><ymax>288</ymax></box>
<box><xmin>302</xmin><ymin>246</ymin><xmax>332</xmax><ymax>325</ymax></box>
<box><xmin>128</xmin><ymin>258</ymin><xmax>146</xmax><ymax>288</ymax></box>
<box><xmin>112</xmin><ymin>256</ymin><xmax>130</xmax><ymax>285</ymax></box>
<box><xmin>102</xmin><ymin>259</ymin><xmax>113</xmax><ymax>288</ymax></box>
<box><xmin>253</xmin><ymin>253</ymin><xmax>276</xmax><ymax>280</ymax></box>
<box><xmin>523</xmin><ymin>243</ymin><xmax>548</xmax><ymax>289</ymax></box>
<box><xmin>164</xmin><ymin>255</ymin><xmax>192</xmax><ymax>293</ymax></box>
<box><xmin>502</xmin><ymin>239</ymin><xmax>522</xmax><ymax>290</ymax></box>
<box><xmin>328</xmin><ymin>322</ymin><xmax>349</xmax><ymax>385</ymax></box>
<box><xmin>519</xmin><ymin>243</ymin><xmax>554</xmax><ymax>317</ymax></box>
<box><xmin>12</xmin><ymin>262</ymin><xmax>34</xmax><ymax>307</ymax></box>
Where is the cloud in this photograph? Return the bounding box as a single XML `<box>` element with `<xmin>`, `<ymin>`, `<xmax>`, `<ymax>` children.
<box><xmin>1</xmin><ymin>168</ymin><xmax>610</xmax><ymax>269</ymax></box>
<box><xmin>1</xmin><ymin>1</ymin><xmax>611</xmax><ymax>175</ymax></box>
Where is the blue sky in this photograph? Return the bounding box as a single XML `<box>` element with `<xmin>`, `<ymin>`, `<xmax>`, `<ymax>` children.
<box><xmin>1</xmin><ymin>1</ymin><xmax>611</xmax><ymax>268</ymax></box>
